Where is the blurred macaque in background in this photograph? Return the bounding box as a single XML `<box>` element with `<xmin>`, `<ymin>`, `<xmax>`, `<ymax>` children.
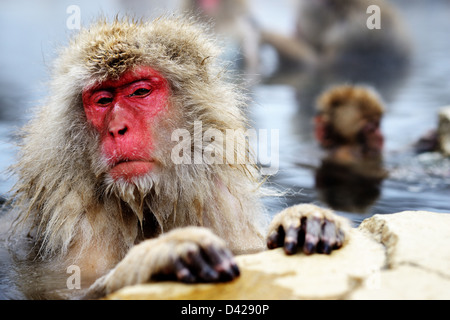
<box><xmin>414</xmin><ymin>130</ymin><xmax>439</xmax><ymax>154</ymax></box>
<box><xmin>184</xmin><ymin>0</ymin><xmax>262</xmax><ymax>81</ymax></box>
<box><xmin>315</xmin><ymin>85</ymin><xmax>385</xmax><ymax>160</ymax></box>
<box><xmin>260</xmin><ymin>0</ymin><xmax>413</xmax><ymax>150</ymax></box>
<box><xmin>314</xmin><ymin>85</ymin><xmax>388</xmax><ymax>213</ymax></box>
<box><xmin>263</xmin><ymin>0</ymin><xmax>411</xmax><ymax>78</ymax></box>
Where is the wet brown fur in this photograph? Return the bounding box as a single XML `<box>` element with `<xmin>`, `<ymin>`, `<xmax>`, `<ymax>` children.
<box><xmin>316</xmin><ymin>85</ymin><xmax>384</xmax><ymax>143</ymax></box>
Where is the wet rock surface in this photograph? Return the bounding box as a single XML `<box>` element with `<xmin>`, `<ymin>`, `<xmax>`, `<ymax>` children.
<box><xmin>106</xmin><ymin>211</ymin><xmax>450</xmax><ymax>300</ymax></box>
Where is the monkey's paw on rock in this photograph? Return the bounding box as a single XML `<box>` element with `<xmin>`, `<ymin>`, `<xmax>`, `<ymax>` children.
<box><xmin>105</xmin><ymin>211</ymin><xmax>450</xmax><ymax>300</ymax></box>
<box><xmin>266</xmin><ymin>204</ymin><xmax>350</xmax><ymax>255</ymax></box>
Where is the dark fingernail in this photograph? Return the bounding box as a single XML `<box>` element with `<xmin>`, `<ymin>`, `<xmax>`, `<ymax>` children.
<box><xmin>284</xmin><ymin>241</ymin><xmax>297</xmax><ymax>255</ymax></box>
<box><xmin>277</xmin><ymin>226</ymin><xmax>285</xmax><ymax>247</ymax></box>
<box><xmin>321</xmin><ymin>243</ymin><xmax>332</xmax><ymax>254</ymax></box>
<box><xmin>219</xmin><ymin>269</ymin><xmax>235</xmax><ymax>282</ymax></box>
<box><xmin>267</xmin><ymin>233</ymin><xmax>279</xmax><ymax>249</ymax></box>
<box><xmin>304</xmin><ymin>242</ymin><xmax>315</xmax><ymax>255</ymax></box>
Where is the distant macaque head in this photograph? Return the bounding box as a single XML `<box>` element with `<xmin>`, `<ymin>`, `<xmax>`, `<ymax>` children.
<box><xmin>314</xmin><ymin>85</ymin><xmax>385</xmax><ymax>156</ymax></box>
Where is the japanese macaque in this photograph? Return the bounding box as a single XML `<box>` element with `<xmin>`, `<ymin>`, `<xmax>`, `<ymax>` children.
<box><xmin>184</xmin><ymin>0</ymin><xmax>262</xmax><ymax>78</ymax></box>
<box><xmin>2</xmin><ymin>17</ymin><xmax>349</xmax><ymax>300</ymax></box>
<box><xmin>414</xmin><ymin>130</ymin><xmax>439</xmax><ymax>154</ymax></box>
<box><xmin>263</xmin><ymin>0</ymin><xmax>411</xmax><ymax>74</ymax></box>
<box><xmin>315</xmin><ymin>85</ymin><xmax>385</xmax><ymax>159</ymax></box>
<box><xmin>314</xmin><ymin>85</ymin><xmax>387</xmax><ymax>212</ymax></box>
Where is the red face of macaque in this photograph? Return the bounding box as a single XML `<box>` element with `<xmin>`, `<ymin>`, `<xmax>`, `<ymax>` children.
<box><xmin>82</xmin><ymin>66</ymin><xmax>169</xmax><ymax>183</ymax></box>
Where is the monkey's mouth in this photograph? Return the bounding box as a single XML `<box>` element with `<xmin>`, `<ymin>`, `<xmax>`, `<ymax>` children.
<box><xmin>109</xmin><ymin>159</ymin><xmax>155</xmax><ymax>182</ymax></box>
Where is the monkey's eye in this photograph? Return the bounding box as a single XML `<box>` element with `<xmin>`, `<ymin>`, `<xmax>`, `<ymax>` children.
<box><xmin>96</xmin><ymin>97</ymin><xmax>113</xmax><ymax>105</ymax></box>
<box><xmin>130</xmin><ymin>88</ymin><xmax>152</xmax><ymax>97</ymax></box>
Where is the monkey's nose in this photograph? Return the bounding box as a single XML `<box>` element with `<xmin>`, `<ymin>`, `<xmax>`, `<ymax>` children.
<box><xmin>109</xmin><ymin>124</ymin><xmax>128</xmax><ymax>138</ymax></box>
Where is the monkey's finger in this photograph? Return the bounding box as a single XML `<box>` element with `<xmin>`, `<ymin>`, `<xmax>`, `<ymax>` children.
<box><xmin>283</xmin><ymin>226</ymin><xmax>300</xmax><ymax>255</ymax></box>
<box><xmin>202</xmin><ymin>245</ymin><xmax>235</xmax><ymax>275</ymax></box>
<box><xmin>267</xmin><ymin>232</ymin><xmax>279</xmax><ymax>249</ymax></box>
<box><xmin>185</xmin><ymin>248</ymin><xmax>219</xmax><ymax>282</ymax></box>
<box><xmin>318</xmin><ymin>219</ymin><xmax>337</xmax><ymax>254</ymax></box>
<box><xmin>215</xmin><ymin>247</ymin><xmax>240</xmax><ymax>281</ymax></box>
<box><xmin>267</xmin><ymin>226</ymin><xmax>285</xmax><ymax>250</ymax></box>
<box><xmin>303</xmin><ymin>217</ymin><xmax>321</xmax><ymax>255</ymax></box>
<box><xmin>174</xmin><ymin>258</ymin><xmax>196</xmax><ymax>283</ymax></box>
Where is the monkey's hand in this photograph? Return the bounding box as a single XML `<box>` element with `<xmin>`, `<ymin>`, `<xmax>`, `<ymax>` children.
<box><xmin>149</xmin><ymin>227</ymin><xmax>240</xmax><ymax>283</ymax></box>
<box><xmin>85</xmin><ymin>227</ymin><xmax>239</xmax><ymax>299</ymax></box>
<box><xmin>267</xmin><ymin>204</ymin><xmax>350</xmax><ymax>255</ymax></box>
